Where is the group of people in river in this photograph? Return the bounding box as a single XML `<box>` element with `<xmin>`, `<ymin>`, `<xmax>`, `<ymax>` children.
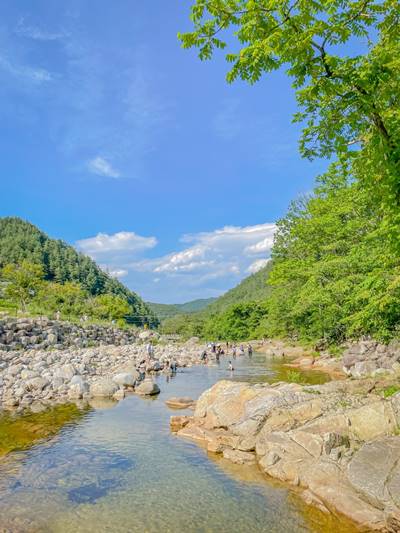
<box><xmin>200</xmin><ymin>341</ymin><xmax>254</xmax><ymax>371</ymax></box>
<box><xmin>136</xmin><ymin>342</ymin><xmax>178</xmax><ymax>380</ymax></box>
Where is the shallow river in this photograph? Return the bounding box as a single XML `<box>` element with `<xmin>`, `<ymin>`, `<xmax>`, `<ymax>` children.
<box><xmin>0</xmin><ymin>354</ymin><xmax>359</xmax><ymax>533</ymax></box>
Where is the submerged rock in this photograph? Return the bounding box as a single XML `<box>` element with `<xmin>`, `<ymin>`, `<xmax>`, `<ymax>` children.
<box><xmin>165</xmin><ymin>397</ymin><xmax>194</xmax><ymax>409</ymax></box>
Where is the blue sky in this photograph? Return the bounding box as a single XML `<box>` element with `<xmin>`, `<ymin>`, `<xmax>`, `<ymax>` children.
<box><xmin>0</xmin><ymin>0</ymin><xmax>329</xmax><ymax>303</ymax></box>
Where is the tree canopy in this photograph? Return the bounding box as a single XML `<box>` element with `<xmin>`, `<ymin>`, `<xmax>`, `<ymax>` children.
<box><xmin>0</xmin><ymin>217</ymin><xmax>158</xmax><ymax>327</ymax></box>
<box><xmin>180</xmin><ymin>0</ymin><xmax>400</xmax><ymax>240</ymax></box>
<box><xmin>174</xmin><ymin>1</ymin><xmax>400</xmax><ymax>344</ymax></box>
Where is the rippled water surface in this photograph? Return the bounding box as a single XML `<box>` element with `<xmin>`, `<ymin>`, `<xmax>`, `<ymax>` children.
<box><xmin>0</xmin><ymin>354</ymin><xmax>359</xmax><ymax>533</ymax></box>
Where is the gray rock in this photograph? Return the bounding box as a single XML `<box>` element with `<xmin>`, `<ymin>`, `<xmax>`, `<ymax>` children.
<box><xmin>350</xmin><ymin>361</ymin><xmax>377</xmax><ymax>378</ymax></box>
<box><xmin>47</xmin><ymin>332</ymin><xmax>58</xmax><ymax>344</ymax></box>
<box><xmin>54</xmin><ymin>364</ymin><xmax>75</xmax><ymax>380</ymax></box>
<box><xmin>68</xmin><ymin>380</ymin><xmax>89</xmax><ymax>399</ymax></box>
<box><xmin>347</xmin><ymin>436</ymin><xmax>400</xmax><ymax>510</ymax></box>
<box><xmin>113</xmin><ymin>372</ymin><xmax>136</xmax><ymax>387</ymax></box>
<box><xmin>90</xmin><ymin>379</ymin><xmax>119</xmax><ymax>398</ymax></box>
<box><xmin>25</xmin><ymin>377</ymin><xmax>49</xmax><ymax>391</ymax></box>
<box><xmin>135</xmin><ymin>379</ymin><xmax>160</xmax><ymax>396</ymax></box>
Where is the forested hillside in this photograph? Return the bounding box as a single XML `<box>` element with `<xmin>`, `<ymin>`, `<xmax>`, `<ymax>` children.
<box><xmin>205</xmin><ymin>262</ymin><xmax>272</xmax><ymax>315</ymax></box>
<box><xmin>148</xmin><ymin>298</ymin><xmax>216</xmax><ymax>320</ymax></box>
<box><xmin>0</xmin><ymin>217</ymin><xmax>158</xmax><ymax>326</ymax></box>
<box><xmin>166</xmin><ymin>0</ymin><xmax>400</xmax><ymax>344</ymax></box>
<box><xmin>161</xmin><ymin>264</ymin><xmax>272</xmax><ymax>340</ymax></box>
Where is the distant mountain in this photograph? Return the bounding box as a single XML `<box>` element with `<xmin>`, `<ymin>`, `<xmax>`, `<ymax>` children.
<box><xmin>148</xmin><ymin>297</ymin><xmax>216</xmax><ymax>320</ymax></box>
<box><xmin>0</xmin><ymin>217</ymin><xmax>158</xmax><ymax>326</ymax></box>
<box><xmin>204</xmin><ymin>262</ymin><xmax>273</xmax><ymax>315</ymax></box>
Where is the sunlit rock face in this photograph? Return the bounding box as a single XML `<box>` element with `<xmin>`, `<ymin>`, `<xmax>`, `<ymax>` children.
<box><xmin>176</xmin><ymin>378</ymin><xmax>400</xmax><ymax>531</ymax></box>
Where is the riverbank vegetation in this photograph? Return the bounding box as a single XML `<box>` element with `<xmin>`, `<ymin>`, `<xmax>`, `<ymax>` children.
<box><xmin>0</xmin><ymin>218</ymin><xmax>158</xmax><ymax>327</ymax></box>
<box><xmin>165</xmin><ymin>0</ymin><xmax>400</xmax><ymax>345</ymax></box>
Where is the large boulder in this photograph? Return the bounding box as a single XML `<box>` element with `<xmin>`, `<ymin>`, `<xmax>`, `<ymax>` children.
<box><xmin>135</xmin><ymin>379</ymin><xmax>160</xmax><ymax>396</ymax></box>
<box><xmin>194</xmin><ymin>380</ymin><xmax>308</xmax><ymax>439</ymax></box>
<box><xmin>68</xmin><ymin>380</ymin><xmax>89</xmax><ymax>399</ymax></box>
<box><xmin>54</xmin><ymin>364</ymin><xmax>76</xmax><ymax>380</ymax></box>
<box><xmin>113</xmin><ymin>372</ymin><xmax>136</xmax><ymax>388</ymax></box>
<box><xmin>90</xmin><ymin>379</ymin><xmax>119</xmax><ymax>398</ymax></box>
<box><xmin>25</xmin><ymin>377</ymin><xmax>49</xmax><ymax>391</ymax></box>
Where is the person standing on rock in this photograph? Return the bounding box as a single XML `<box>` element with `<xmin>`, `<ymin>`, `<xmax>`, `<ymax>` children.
<box><xmin>146</xmin><ymin>342</ymin><xmax>154</xmax><ymax>359</ymax></box>
<box><xmin>138</xmin><ymin>359</ymin><xmax>146</xmax><ymax>380</ymax></box>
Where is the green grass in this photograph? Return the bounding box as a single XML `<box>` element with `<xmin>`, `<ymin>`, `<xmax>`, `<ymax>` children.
<box><xmin>285</xmin><ymin>370</ymin><xmax>306</xmax><ymax>384</ymax></box>
<box><xmin>383</xmin><ymin>385</ymin><xmax>400</xmax><ymax>398</ymax></box>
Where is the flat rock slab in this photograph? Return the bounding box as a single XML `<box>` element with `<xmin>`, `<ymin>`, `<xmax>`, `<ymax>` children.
<box><xmin>223</xmin><ymin>448</ymin><xmax>256</xmax><ymax>465</ymax></box>
<box><xmin>170</xmin><ymin>415</ymin><xmax>192</xmax><ymax>432</ymax></box>
<box><xmin>347</xmin><ymin>436</ymin><xmax>400</xmax><ymax>511</ymax></box>
<box><xmin>165</xmin><ymin>397</ymin><xmax>194</xmax><ymax>409</ymax></box>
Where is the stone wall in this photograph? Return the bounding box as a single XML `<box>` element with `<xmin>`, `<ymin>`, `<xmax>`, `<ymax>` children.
<box><xmin>0</xmin><ymin>317</ymin><xmax>138</xmax><ymax>351</ymax></box>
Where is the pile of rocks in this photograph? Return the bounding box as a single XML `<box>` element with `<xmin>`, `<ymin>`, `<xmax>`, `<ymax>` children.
<box><xmin>0</xmin><ymin>317</ymin><xmax>139</xmax><ymax>351</ymax></box>
<box><xmin>172</xmin><ymin>379</ymin><xmax>400</xmax><ymax>531</ymax></box>
<box><xmin>0</xmin><ymin>339</ymin><xmax>204</xmax><ymax>411</ymax></box>
<box><xmin>343</xmin><ymin>339</ymin><xmax>400</xmax><ymax>378</ymax></box>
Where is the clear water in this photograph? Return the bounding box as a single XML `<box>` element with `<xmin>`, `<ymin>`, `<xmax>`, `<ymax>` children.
<box><xmin>0</xmin><ymin>354</ymin><xmax>359</xmax><ymax>532</ymax></box>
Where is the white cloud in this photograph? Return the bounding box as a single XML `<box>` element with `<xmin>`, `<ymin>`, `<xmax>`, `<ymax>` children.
<box><xmin>76</xmin><ymin>231</ymin><xmax>157</xmax><ymax>259</ymax></box>
<box><xmin>104</xmin><ymin>268</ymin><xmax>128</xmax><ymax>279</ymax></box>
<box><xmin>131</xmin><ymin>222</ymin><xmax>276</xmax><ymax>279</ymax></box>
<box><xmin>15</xmin><ymin>18</ymin><xmax>67</xmax><ymax>41</ymax></box>
<box><xmin>245</xmin><ymin>236</ymin><xmax>275</xmax><ymax>255</ymax></box>
<box><xmin>74</xmin><ymin>222</ymin><xmax>275</xmax><ymax>302</ymax></box>
<box><xmin>247</xmin><ymin>258</ymin><xmax>271</xmax><ymax>274</ymax></box>
<box><xmin>0</xmin><ymin>55</ymin><xmax>53</xmax><ymax>84</ymax></box>
<box><xmin>87</xmin><ymin>156</ymin><xmax>121</xmax><ymax>178</ymax></box>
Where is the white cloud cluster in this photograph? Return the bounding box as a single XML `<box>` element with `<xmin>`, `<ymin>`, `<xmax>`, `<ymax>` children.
<box><xmin>76</xmin><ymin>231</ymin><xmax>157</xmax><ymax>258</ymax></box>
<box><xmin>74</xmin><ymin>223</ymin><xmax>275</xmax><ymax>302</ymax></box>
<box><xmin>87</xmin><ymin>157</ymin><xmax>121</xmax><ymax>178</ymax></box>
<box><xmin>148</xmin><ymin>223</ymin><xmax>275</xmax><ymax>275</ymax></box>
<box><xmin>247</xmin><ymin>258</ymin><xmax>271</xmax><ymax>274</ymax></box>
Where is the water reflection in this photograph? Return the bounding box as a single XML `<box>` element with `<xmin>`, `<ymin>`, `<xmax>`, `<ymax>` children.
<box><xmin>0</xmin><ymin>354</ymin><xmax>358</xmax><ymax>533</ymax></box>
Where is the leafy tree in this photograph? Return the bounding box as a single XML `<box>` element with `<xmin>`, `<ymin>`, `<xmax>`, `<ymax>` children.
<box><xmin>180</xmin><ymin>1</ymin><xmax>400</xmax><ymax>239</ymax></box>
<box><xmin>89</xmin><ymin>294</ymin><xmax>131</xmax><ymax>322</ymax></box>
<box><xmin>265</xmin><ymin>164</ymin><xmax>400</xmax><ymax>343</ymax></box>
<box><xmin>162</xmin><ymin>313</ymin><xmax>207</xmax><ymax>337</ymax></box>
<box><xmin>203</xmin><ymin>302</ymin><xmax>268</xmax><ymax>341</ymax></box>
<box><xmin>32</xmin><ymin>282</ymin><xmax>88</xmax><ymax>318</ymax></box>
<box><xmin>1</xmin><ymin>261</ymin><xmax>44</xmax><ymax>311</ymax></box>
<box><xmin>0</xmin><ymin>217</ymin><xmax>159</xmax><ymax>327</ymax></box>
<box><xmin>205</xmin><ymin>262</ymin><xmax>272</xmax><ymax>314</ymax></box>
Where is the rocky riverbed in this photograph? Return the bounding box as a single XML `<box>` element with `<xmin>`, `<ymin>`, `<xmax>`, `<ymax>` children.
<box><xmin>172</xmin><ymin>377</ymin><xmax>400</xmax><ymax>532</ymax></box>
<box><xmin>258</xmin><ymin>338</ymin><xmax>400</xmax><ymax>381</ymax></box>
<box><xmin>0</xmin><ymin>336</ymin><xmax>205</xmax><ymax>412</ymax></box>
